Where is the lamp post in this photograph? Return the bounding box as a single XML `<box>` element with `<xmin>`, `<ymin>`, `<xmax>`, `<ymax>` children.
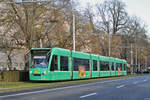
<box><xmin>108</xmin><ymin>33</ymin><xmax>110</xmax><ymax>56</ymax></box>
<box><xmin>130</xmin><ymin>43</ymin><xmax>133</xmax><ymax>74</ymax></box>
<box><xmin>73</xmin><ymin>13</ymin><xmax>76</xmax><ymax>51</ymax></box>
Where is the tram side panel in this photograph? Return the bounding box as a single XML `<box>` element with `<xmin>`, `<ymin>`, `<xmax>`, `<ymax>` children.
<box><xmin>48</xmin><ymin>48</ymin><xmax>71</xmax><ymax>81</ymax></box>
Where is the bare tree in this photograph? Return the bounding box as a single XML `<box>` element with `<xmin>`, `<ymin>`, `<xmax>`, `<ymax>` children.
<box><xmin>96</xmin><ymin>0</ymin><xmax>128</xmax><ymax>34</ymax></box>
<box><xmin>0</xmin><ymin>0</ymin><xmax>73</xmax><ymax>49</ymax></box>
<box><xmin>0</xmin><ymin>34</ymin><xmax>16</xmax><ymax>70</ymax></box>
<box><xmin>121</xmin><ymin>16</ymin><xmax>148</xmax><ymax>66</ymax></box>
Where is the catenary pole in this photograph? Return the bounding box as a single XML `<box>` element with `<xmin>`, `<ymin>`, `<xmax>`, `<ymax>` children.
<box><xmin>73</xmin><ymin>13</ymin><xmax>76</xmax><ymax>51</ymax></box>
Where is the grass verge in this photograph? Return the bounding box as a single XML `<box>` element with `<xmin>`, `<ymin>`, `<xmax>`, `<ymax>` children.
<box><xmin>0</xmin><ymin>74</ymin><xmax>140</xmax><ymax>93</ymax></box>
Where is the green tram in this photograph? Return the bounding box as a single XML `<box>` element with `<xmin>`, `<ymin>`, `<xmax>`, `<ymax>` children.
<box><xmin>25</xmin><ymin>47</ymin><xmax>127</xmax><ymax>81</ymax></box>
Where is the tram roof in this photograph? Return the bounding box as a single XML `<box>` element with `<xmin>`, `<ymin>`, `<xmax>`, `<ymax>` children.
<box><xmin>31</xmin><ymin>48</ymin><xmax>51</xmax><ymax>51</ymax></box>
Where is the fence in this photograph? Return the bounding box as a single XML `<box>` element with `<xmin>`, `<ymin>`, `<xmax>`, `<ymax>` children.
<box><xmin>0</xmin><ymin>71</ymin><xmax>29</xmax><ymax>82</ymax></box>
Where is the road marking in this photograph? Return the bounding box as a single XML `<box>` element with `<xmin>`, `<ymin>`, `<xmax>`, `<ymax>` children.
<box><xmin>0</xmin><ymin>80</ymin><xmax>118</xmax><ymax>98</ymax></box>
<box><xmin>0</xmin><ymin>77</ymin><xmax>139</xmax><ymax>98</ymax></box>
<box><xmin>80</xmin><ymin>93</ymin><xmax>97</xmax><ymax>98</ymax></box>
<box><xmin>143</xmin><ymin>79</ymin><xmax>147</xmax><ymax>82</ymax></box>
<box><xmin>116</xmin><ymin>85</ymin><xmax>125</xmax><ymax>88</ymax></box>
<box><xmin>133</xmin><ymin>81</ymin><xmax>138</xmax><ymax>84</ymax></box>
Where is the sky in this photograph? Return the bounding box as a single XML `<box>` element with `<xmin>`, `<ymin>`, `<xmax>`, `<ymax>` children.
<box><xmin>122</xmin><ymin>0</ymin><xmax>150</xmax><ymax>35</ymax></box>
<box><xmin>78</xmin><ymin>0</ymin><xmax>150</xmax><ymax>36</ymax></box>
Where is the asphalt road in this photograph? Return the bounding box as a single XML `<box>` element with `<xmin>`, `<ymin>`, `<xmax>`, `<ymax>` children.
<box><xmin>1</xmin><ymin>75</ymin><xmax>150</xmax><ymax>100</ymax></box>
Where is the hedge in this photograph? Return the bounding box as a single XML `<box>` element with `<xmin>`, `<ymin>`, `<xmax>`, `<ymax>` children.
<box><xmin>0</xmin><ymin>71</ymin><xmax>29</xmax><ymax>82</ymax></box>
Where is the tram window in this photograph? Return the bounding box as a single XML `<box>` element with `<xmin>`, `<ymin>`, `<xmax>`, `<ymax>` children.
<box><xmin>60</xmin><ymin>56</ymin><xmax>68</xmax><ymax>71</ymax></box>
<box><xmin>93</xmin><ymin>60</ymin><xmax>97</xmax><ymax>71</ymax></box>
<box><xmin>123</xmin><ymin>64</ymin><xmax>126</xmax><ymax>71</ymax></box>
<box><xmin>73</xmin><ymin>58</ymin><xmax>90</xmax><ymax>71</ymax></box>
<box><xmin>84</xmin><ymin>59</ymin><xmax>90</xmax><ymax>71</ymax></box>
<box><xmin>121</xmin><ymin>63</ymin><xmax>123</xmax><ymax>70</ymax></box>
<box><xmin>112</xmin><ymin>62</ymin><xmax>114</xmax><ymax>71</ymax></box>
<box><xmin>116</xmin><ymin>63</ymin><xmax>119</xmax><ymax>70</ymax></box>
<box><xmin>116</xmin><ymin>63</ymin><xmax>122</xmax><ymax>70</ymax></box>
<box><xmin>123</xmin><ymin>64</ymin><xmax>125</xmax><ymax>71</ymax></box>
<box><xmin>100</xmin><ymin>61</ymin><xmax>109</xmax><ymax>71</ymax></box>
<box><xmin>73</xmin><ymin>58</ymin><xmax>80</xmax><ymax>71</ymax></box>
<box><xmin>50</xmin><ymin>55</ymin><xmax>58</xmax><ymax>71</ymax></box>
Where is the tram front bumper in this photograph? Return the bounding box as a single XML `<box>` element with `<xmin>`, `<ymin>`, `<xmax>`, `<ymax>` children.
<box><xmin>29</xmin><ymin>70</ymin><xmax>50</xmax><ymax>81</ymax></box>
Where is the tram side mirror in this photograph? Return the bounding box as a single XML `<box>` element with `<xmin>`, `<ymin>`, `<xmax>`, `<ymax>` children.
<box><xmin>46</xmin><ymin>54</ymin><xmax>49</xmax><ymax>62</ymax></box>
<box><xmin>46</xmin><ymin>50</ymin><xmax>51</xmax><ymax>62</ymax></box>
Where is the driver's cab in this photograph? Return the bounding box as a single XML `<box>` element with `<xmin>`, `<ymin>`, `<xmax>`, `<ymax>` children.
<box><xmin>25</xmin><ymin>48</ymin><xmax>51</xmax><ymax>80</ymax></box>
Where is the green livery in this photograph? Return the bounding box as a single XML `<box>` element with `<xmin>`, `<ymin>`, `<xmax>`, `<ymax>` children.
<box><xmin>25</xmin><ymin>47</ymin><xmax>127</xmax><ymax>81</ymax></box>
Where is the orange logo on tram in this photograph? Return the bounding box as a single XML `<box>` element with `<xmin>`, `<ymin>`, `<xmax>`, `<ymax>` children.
<box><xmin>118</xmin><ymin>67</ymin><xmax>121</xmax><ymax>75</ymax></box>
<box><xmin>78</xmin><ymin>65</ymin><xmax>86</xmax><ymax>77</ymax></box>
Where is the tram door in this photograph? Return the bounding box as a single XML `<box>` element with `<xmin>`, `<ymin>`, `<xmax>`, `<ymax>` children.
<box><xmin>110</xmin><ymin>62</ymin><xmax>115</xmax><ymax>76</ymax></box>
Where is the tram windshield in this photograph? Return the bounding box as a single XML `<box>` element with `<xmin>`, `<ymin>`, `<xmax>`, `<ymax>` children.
<box><xmin>32</xmin><ymin>55</ymin><xmax>48</xmax><ymax>68</ymax></box>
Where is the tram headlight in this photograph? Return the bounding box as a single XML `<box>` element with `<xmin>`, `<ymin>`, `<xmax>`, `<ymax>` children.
<box><xmin>30</xmin><ymin>71</ymin><xmax>33</xmax><ymax>74</ymax></box>
<box><xmin>30</xmin><ymin>71</ymin><xmax>32</xmax><ymax>74</ymax></box>
<box><xmin>44</xmin><ymin>71</ymin><xmax>46</xmax><ymax>74</ymax></box>
<box><xmin>42</xmin><ymin>71</ymin><xmax>46</xmax><ymax>75</ymax></box>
